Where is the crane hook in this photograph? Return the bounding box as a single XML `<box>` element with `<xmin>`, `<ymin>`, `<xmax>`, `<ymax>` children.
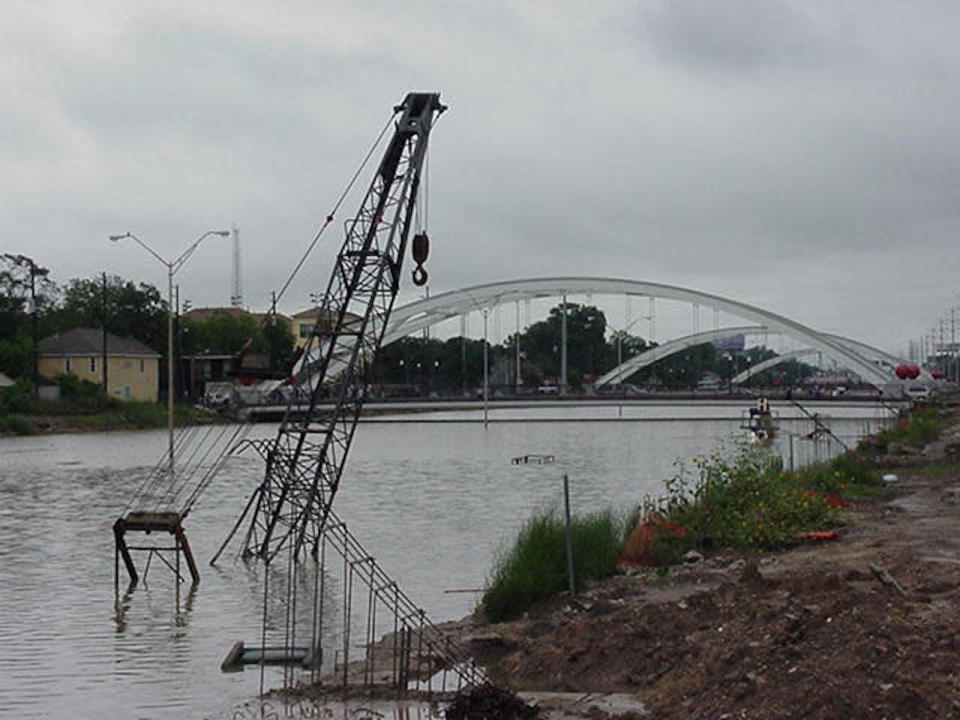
<box><xmin>411</xmin><ymin>232</ymin><xmax>429</xmax><ymax>286</ymax></box>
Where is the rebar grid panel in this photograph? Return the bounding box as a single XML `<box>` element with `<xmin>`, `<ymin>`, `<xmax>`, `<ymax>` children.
<box><xmin>247</xmin><ymin>510</ymin><xmax>488</xmax><ymax>695</ymax></box>
<box><xmin>233</xmin><ymin>94</ymin><xmax>445</xmax><ymax>565</ymax></box>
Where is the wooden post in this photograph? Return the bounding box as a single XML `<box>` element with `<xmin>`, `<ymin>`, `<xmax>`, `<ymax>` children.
<box><xmin>113</xmin><ymin>518</ymin><xmax>138</xmax><ymax>585</ymax></box>
<box><xmin>175</xmin><ymin>524</ymin><xmax>201</xmax><ymax>585</ymax></box>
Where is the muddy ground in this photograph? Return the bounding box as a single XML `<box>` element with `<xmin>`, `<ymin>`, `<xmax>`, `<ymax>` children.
<box><xmin>456</xmin><ymin>412</ymin><xmax>960</xmax><ymax>719</ymax></box>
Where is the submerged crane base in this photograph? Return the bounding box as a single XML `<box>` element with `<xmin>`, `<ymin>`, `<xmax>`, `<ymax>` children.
<box><xmin>113</xmin><ymin>511</ymin><xmax>200</xmax><ymax>586</ymax></box>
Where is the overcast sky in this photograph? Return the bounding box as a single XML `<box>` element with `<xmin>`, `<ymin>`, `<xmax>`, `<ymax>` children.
<box><xmin>4</xmin><ymin>0</ymin><xmax>959</xmax><ymax>355</ymax></box>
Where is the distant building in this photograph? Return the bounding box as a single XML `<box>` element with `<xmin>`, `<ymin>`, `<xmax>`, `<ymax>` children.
<box><xmin>37</xmin><ymin>328</ymin><xmax>160</xmax><ymax>401</ymax></box>
<box><xmin>182</xmin><ymin>306</ymin><xmax>284</xmax><ymax>326</ymax></box>
<box><xmin>180</xmin><ymin>306</ymin><xmax>291</xmax><ymax>402</ymax></box>
<box><xmin>288</xmin><ymin>307</ymin><xmax>362</xmax><ymax>351</ymax></box>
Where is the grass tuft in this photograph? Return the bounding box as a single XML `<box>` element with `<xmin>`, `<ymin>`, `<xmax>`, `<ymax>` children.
<box><xmin>481</xmin><ymin>509</ymin><xmax>623</xmax><ymax>622</ymax></box>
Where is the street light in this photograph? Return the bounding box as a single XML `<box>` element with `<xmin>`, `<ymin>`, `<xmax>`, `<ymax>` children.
<box><xmin>109</xmin><ymin>229</ymin><xmax>230</xmax><ymax>479</ymax></box>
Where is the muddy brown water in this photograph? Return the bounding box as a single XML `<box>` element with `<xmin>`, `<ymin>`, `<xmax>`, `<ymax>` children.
<box><xmin>0</xmin><ymin>402</ymin><xmax>892</xmax><ymax>718</ymax></box>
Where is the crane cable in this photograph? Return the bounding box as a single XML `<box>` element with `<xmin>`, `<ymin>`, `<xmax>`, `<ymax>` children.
<box><xmin>126</xmin><ymin>110</ymin><xmax>401</xmax><ymax>517</ymax></box>
<box><xmin>272</xmin><ymin>109</ymin><xmax>400</xmax><ymax>306</ymax></box>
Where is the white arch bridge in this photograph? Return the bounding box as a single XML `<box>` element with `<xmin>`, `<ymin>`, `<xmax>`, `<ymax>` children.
<box><xmin>381</xmin><ymin>277</ymin><xmax>903</xmax><ymax>391</ymax></box>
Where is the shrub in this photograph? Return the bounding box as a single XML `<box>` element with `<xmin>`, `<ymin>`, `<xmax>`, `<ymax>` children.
<box><xmin>119</xmin><ymin>401</ymin><xmax>168</xmax><ymax>428</ymax></box>
<box><xmin>791</xmin><ymin>454</ymin><xmax>881</xmax><ymax>498</ymax></box>
<box><xmin>0</xmin><ymin>413</ymin><xmax>34</xmax><ymax>435</ymax></box>
<box><xmin>860</xmin><ymin>408</ymin><xmax>947</xmax><ymax>454</ymax></box>
<box><xmin>640</xmin><ymin>445</ymin><xmax>848</xmax><ymax>560</ymax></box>
<box><xmin>55</xmin><ymin>373</ymin><xmax>116</xmax><ymax>411</ymax></box>
<box><xmin>0</xmin><ymin>379</ymin><xmax>37</xmax><ymax>414</ymax></box>
<box><xmin>482</xmin><ymin>508</ymin><xmax>623</xmax><ymax>621</ymax></box>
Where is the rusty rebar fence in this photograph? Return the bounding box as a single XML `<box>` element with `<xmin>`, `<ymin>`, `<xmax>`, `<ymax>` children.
<box><xmin>234</xmin><ymin>509</ymin><xmax>486</xmax><ymax>697</ymax></box>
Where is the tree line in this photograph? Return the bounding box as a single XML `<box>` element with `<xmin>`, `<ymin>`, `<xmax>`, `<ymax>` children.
<box><xmin>0</xmin><ymin>254</ymin><xmax>294</xmax><ymax>385</ymax></box>
<box><xmin>1</xmin><ymin>253</ymin><xmax>816</xmax><ymax>395</ymax></box>
<box><xmin>370</xmin><ymin>301</ymin><xmax>818</xmax><ymax>394</ymax></box>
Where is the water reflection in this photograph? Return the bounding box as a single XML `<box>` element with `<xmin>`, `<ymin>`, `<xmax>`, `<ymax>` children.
<box><xmin>114</xmin><ymin>582</ymin><xmax>198</xmax><ymax>634</ymax></box>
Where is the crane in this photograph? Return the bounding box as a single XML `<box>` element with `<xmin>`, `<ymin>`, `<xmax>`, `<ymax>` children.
<box><xmin>218</xmin><ymin>92</ymin><xmax>446</xmax><ymax>564</ymax></box>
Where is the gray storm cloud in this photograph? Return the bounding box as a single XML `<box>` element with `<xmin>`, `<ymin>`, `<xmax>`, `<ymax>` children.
<box><xmin>3</xmin><ymin>0</ymin><xmax>958</xmax><ymax>353</ymax></box>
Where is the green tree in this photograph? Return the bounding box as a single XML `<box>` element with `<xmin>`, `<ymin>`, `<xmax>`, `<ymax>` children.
<box><xmin>181</xmin><ymin>311</ymin><xmax>260</xmax><ymax>355</ymax></box>
<box><xmin>371</xmin><ymin>335</ymin><xmax>492</xmax><ymax>395</ymax></box>
<box><xmin>181</xmin><ymin>310</ymin><xmax>296</xmax><ymax>372</ymax></box>
<box><xmin>0</xmin><ymin>254</ymin><xmax>54</xmax><ymax>380</ymax></box>
<box><xmin>520</xmin><ymin>303</ymin><xmax>608</xmax><ymax>387</ymax></box>
<box><xmin>43</xmin><ymin>275</ymin><xmax>167</xmax><ymax>352</ymax></box>
<box><xmin>260</xmin><ymin>313</ymin><xmax>296</xmax><ymax>372</ymax></box>
<box><xmin>652</xmin><ymin>344</ymin><xmax>719</xmax><ymax>389</ymax></box>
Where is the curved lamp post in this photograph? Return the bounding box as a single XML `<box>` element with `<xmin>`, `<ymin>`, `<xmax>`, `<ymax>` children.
<box><xmin>109</xmin><ymin>229</ymin><xmax>230</xmax><ymax>479</ymax></box>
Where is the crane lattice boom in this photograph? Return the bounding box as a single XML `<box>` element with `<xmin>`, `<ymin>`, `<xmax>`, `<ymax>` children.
<box><xmin>235</xmin><ymin>93</ymin><xmax>446</xmax><ymax>563</ymax></box>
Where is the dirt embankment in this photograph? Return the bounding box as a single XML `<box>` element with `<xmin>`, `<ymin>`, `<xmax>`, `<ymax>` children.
<box><xmin>460</xmin><ymin>415</ymin><xmax>960</xmax><ymax>719</ymax></box>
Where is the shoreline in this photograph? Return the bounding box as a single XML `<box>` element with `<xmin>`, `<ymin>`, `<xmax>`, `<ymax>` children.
<box><xmin>1</xmin><ymin>393</ymin><xmax>907</xmax><ymax>437</ymax></box>
<box><xmin>448</xmin><ymin>404</ymin><xmax>960</xmax><ymax>718</ymax></box>
<box><xmin>0</xmin><ymin>406</ymin><xmax>227</xmax><ymax>437</ymax></box>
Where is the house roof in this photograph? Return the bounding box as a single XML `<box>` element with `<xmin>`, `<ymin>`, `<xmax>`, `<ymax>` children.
<box><xmin>38</xmin><ymin>328</ymin><xmax>160</xmax><ymax>357</ymax></box>
<box><xmin>290</xmin><ymin>307</ymin><xmax>361</xmax><ymax>322</ymax></box>
<box><xmin>0</xmin><ymin>372</ymin><xmax>14</xmax><ymax>387</ymax></box>
<box><xmin>183</xmin><ymin>306</ymin><xmax>288</xmax><ymax>324</ymax></box>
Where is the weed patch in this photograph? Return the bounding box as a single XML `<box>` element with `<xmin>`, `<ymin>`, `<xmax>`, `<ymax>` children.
<box><xmin>860</xmin><ymin>408</ymin><xmax>948</xmax><ymax>454</ymax></box>
<box><xmin>635</xmin><ymin>444</ymin><xmax>889</xmax><ymax>563</ymax></box>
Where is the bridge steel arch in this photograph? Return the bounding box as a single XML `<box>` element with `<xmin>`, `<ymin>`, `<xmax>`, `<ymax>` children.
<box><xmin>384</xmin><ymin>278</ymin><xmax>892</xmax><ymax>387</ymax></box>
<box><xmin>595</xmin><ymin>326</ymin><xmax>766</xmax><ymax>386</ymax></box>
<box><xmin>597</xmin><ymin>328</ymin><xmax>907</xmax><ymax>388</ymax></box>
<box><xmin>729</xmin><ymin>349</ymin><xmax>816</xmax><ymax>386</ymax></box>
<box><xmin>727</xmin><ymin>337</ymin><xmax>911</xmax><ymax>386</ymax></box>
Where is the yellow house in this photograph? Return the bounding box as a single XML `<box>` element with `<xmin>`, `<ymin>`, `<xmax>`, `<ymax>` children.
<box><xmin>288</xmin><ymin>308</ymin><xmax>361</xmax><ymax>350</ymax></box>
<box><xmin>37</xmin><ymin>327</ymin><xmax>161</xmax><ymax>402</ymax></box>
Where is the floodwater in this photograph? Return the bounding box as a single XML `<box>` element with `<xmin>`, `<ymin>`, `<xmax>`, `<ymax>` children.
<box><xmin>0</xmin><ymin>400</ymin><xmax>894</xmax><ymax>719</ymax></box>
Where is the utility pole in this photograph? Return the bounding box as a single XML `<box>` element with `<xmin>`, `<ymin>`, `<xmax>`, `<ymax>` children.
<box><xmin>230</xmin><ymin>225</ymin><xmax>243</xmax><ymax>307</ymax></box>
<box><xmin>29</xmin><ymin>262</ymin><xmax>39</xmax><ymax>397</ymax></box>
<box><xmin>460</xmin><ymin>314</ymin><xmax>467</xmax><ymax>397</ymax></box>
<box><xmin>515</xmin><ymin>300</ymin><xmax>521</xmax><ymax>394</ymax></box>
<box><xmin>175</xmin><ymin>284</ymin><xmax>181</xmax><ymax>403</ymax></box>
<box><xmin>560</xmin><ymin>294</ymin><xmax>567</xmax><ymax>396</ymax></box>
<box><xmin>483</xmin><ymin>308</ymin><xmax>489</xmax><ymax>428</ymax></box>
<box><xmin>101</xmin><ymin>272</ymin><xmax>108</xmax><ymax>395</ymax></box>
<box><xmin>269</xmin><ymin>290</ymin><xmax>279</xmax><ymax>372</ymax></box>
<box><xmin>952</xmin><ymin>307</ymin><xmax>957</xmax><ymax>382</ymax></box>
